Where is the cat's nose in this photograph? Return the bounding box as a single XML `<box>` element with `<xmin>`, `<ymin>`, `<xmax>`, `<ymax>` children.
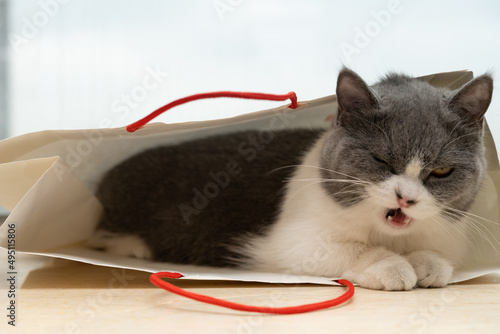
<box><xmin>396</xmin><ymin>192</ymin><xmax>417</xmax><ymax>208</ymax></box>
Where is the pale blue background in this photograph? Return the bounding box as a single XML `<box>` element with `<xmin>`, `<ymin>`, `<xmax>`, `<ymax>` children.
<box><xmin>7</xmin><ymin>0</ymin><xmax>500</xmax><ymax>146</ymax></box>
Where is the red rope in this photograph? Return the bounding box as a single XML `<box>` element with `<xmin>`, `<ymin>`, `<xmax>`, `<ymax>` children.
<box><xmin>131</xmin><ymin>90</ymin><xmax>354</xmax><ymax>312</ymax></box>
<box><xmin>150</xmin><ymin>272</ymin><xmax>354</xmax><ymax>314</ymax></box>
<box><xmin>126</xmin><ymin>91</ymin><xmax>298</xmax><ymax>132</ymax></box>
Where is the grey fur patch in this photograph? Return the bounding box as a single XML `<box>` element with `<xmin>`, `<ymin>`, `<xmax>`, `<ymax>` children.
<box><xmin>95</xmin><ymin>129</ymin><xmax>324</xmax><ymax>266</ymax></box>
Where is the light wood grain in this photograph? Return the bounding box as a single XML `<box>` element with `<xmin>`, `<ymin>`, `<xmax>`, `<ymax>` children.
<box><xmin>2</xmin><ymin>254</ymin><xmax>500</xmax><ymax>334</ymax></box>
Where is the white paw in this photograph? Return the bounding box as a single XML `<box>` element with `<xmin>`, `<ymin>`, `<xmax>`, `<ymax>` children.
<box><xmin>362</xmin><ymin>255</ymin><xmax>417</xmax><ymax>290</ymax></box>
<box><xmin>86</xmin><ymin>230</ymin><xmax>153</xmax><ymax>260</ymax></box>
<box><xmin>407</xmin><ymin>250</ymin><xmax>453</xmax><ymax>288</ymax></box>
<box><xmin>346</xmin><ymin>248</ymin><xmax>417</xmax><ymax>291</ymax></box>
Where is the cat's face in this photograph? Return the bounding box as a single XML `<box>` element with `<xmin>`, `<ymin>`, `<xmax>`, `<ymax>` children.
<box><xmin>320</xmin><ymin>69</ymin><xmax>493</xmax><ymax>235</ymax></box>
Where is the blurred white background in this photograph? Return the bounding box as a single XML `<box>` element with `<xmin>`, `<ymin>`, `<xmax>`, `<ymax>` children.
<box><xmin>4</xmin><ymin>0</ymin><xmax>500</xmax><ymax>145</ymax></box>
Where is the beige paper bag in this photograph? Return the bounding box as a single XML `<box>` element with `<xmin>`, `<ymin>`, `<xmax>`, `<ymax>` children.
<box><xmin>0</xmin><ymin>70</ymin><xmax>498</xmax><ymax>284</ymax></box>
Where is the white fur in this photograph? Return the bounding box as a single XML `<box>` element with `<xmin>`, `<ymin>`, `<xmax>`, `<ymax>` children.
<box><xmin>405</xmin><ymin>158</ymin><xmax>423</xmax><ymax>179</ymax></box>
<box><xmin>244</xmin><ymin>133</ymin><xmax>466</xmax><ymax>290</ymax></box>
<box><xmin>86</xmin><ymin>230</ymin><xmax>152</xmax><ymax>260</ymax></box>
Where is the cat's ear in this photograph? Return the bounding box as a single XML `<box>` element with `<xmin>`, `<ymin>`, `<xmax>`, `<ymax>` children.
<box><xmin>336</xmin><ymin>68</ymin><xmax>379</xmax><ymax>126</ymax></box>
<box><xmin>448</xmin><ymin>74</ymin><xmax>493</xmax><ymax>123</ymax></box>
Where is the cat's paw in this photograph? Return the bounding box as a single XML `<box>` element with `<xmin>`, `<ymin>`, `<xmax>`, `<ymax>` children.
<box><xmin>363</xmin><ymin>255</ymin><xmax>417</xmax><ymax>291</ymax></box>
<box><xmin>346</xmin><ymin>248</ymin><xmax>417</xmax><ymax>291</ymax></box>
<box><xmin>87</xmin><ymin>229</ymin><xmax>153</xmax><ymax>259</ymax></box>
<box><xmin>406</xmin><ymin>250</ymin><xmax>453</xmax><ymax>288</ymax></box>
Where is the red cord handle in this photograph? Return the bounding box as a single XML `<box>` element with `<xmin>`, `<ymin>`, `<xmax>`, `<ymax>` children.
<box><xmin>132</xmin><ymin>91</ymin><xmax>354</xmax><ymax>313</ymax></box>
<box><xmin>126</xmin><ymin>91</ymin><xmax>298</xmax><ymax>132</ymax></box>
<box><xmin>150</xmin><ymin>272</ymin><xmax>354</xmax><ymax>314</ymax></box>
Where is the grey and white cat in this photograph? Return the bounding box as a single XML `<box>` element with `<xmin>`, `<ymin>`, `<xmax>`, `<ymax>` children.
<box><xmin>88</xmin><ymin>68</ymin><xmax>494</xmax><ymax>290</ymax></box>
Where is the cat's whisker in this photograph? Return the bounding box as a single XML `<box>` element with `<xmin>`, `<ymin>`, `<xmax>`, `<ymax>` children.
<box><xmin>437</xmin><ymin>150</ymin><xmax>474</xmax><ymax>156</ymax></box>
<box><xmin>436</xmin><ymin>213</ymin><xmax>488</xmax><ymax>257</ymax></box>
<box><xmin>321</xmin><ymin>178</ymin><xmax>369</xmax><ymax>184</ymax></box>
<box><xmin>460</xmin><ymin>222</ymin><xmax>500</xmax><ymax>255</ymax></box>
<box><xmin>319</xmin><ymin>181</ymin><xmax>367</xmax><ymax>199</ymax></box>
<box><xmin>436</xmin><ymin>214</ymin><xmax>472</xmax><ymax>241</ymax></box>
<box><xmin>441</xmin><ymin>131</ymin><xmax>483</xmax><ymax>151</ymax></box>
<box><xmin>440</xmin><ymin>210</ymin><xmax>500</xmax><ymax>255</ymax></box>
<box><xmin>333</xmin><ymin>190</ymin><xmax>367</xmax><ymax>198</ymax></box>
<box><xmin>284</xmin><ymin>180</ymin><xmax>325</xmax><ymax>205</ymax></box>
<box><xmin>441</xmin><ymin>206</ymin><xmax>500</xmax><ymax>226</ymax></box>
<box><xmin>461</xmin><ymin>219</ymin><xmax>500</xmax><ymax>252</ymax></box>
<box><xmin>447</xmin><ymin>122</ymin><xmax>462</xmax><ymax>141</ymax></box>
<box><xmin>268</xmin><ymin>164</ymin><xmax>372</xmax><ymax>185</ymax></box>
<box><xmin>430</xmin><ymin>216</ymin><xmax>482</xmax><ymax>258</ymax></box>
<box><xmin>285</xmin><ymin>178</ymin><xmax>370</xmax><ymax>185</ymax></box>
<box><xmin>338</xmin><ymin>196</ymin><xmax>368</xmax><ymax>206</ymax></box>
<box><xmin>439</xmin><ymin>122</ymin><xmax>462</xmax><ymax>154</ymax></box>
<box><xmin>289</xmin><ymin>180</ymin><xmax>362</xmax><ymax>197</ymax></box>
<box><xmin>265</xmin><ymin>164</ymin><xmax>302</xmax><ymax>174</ymax></box>
<box><xmin>284</xmin><ymin>179</ymin><xmax>365</xmax><ymax>207</ymax></box>
<box><xmin>302</xmin><ymin>164</ymin><xmax>374</xmax><ymax>184</ymax></box>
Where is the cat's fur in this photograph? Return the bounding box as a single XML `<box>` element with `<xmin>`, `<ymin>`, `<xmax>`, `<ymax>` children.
<box><xmin>88</xmin><ymin>68</ymin><xmax>494</xmax><ymax>290</ymax></box>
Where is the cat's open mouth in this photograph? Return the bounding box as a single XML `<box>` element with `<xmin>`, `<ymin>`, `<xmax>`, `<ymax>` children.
<box><xmin>385</xmin><ymin>208</ymin><xmax>413</xmax><ymax>228</ymax></box>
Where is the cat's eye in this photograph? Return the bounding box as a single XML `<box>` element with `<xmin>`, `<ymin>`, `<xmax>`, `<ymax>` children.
<box><xmin>372</xmin><ymin>155</ymin><xmax>388</xmax><ymax>165</ymax></box>
<box><xmin>430</xmin><ymin>167</ymin><xmax>453</xmax><ymax>178</ymax></box>
<box><xmin>372</xmin><ymin>155</ymin><xmax>396</xmax><ymax>174</ymax></box>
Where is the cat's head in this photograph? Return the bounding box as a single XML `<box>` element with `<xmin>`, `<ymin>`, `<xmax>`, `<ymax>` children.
<box><xmin>320</xmin><ymin>68</ymin><xmax>493</xmax><ymax>235</ymax></box>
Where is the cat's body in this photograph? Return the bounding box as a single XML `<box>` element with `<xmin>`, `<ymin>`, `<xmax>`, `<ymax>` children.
<box><xmin>89</xmin><ymin>68</ymin><xmax>494</xmax><ymax>290</ymax></box>
<box><xmin>92</xmin><ymin>129</ymin><xmax>324</xmax><ymax>266</ymax></box>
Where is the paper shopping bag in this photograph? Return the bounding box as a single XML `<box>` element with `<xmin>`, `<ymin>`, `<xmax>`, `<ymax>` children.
<box><xmin>0</xmin><ymin>70</ymin><xmax>498</xmax><ymax>285</ymax></box>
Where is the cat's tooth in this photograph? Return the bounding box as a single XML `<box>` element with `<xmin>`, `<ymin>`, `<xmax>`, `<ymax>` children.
<box><xmin>387</xmin><ymin>215</ymin><xmax>393</xmax><ymax>221</ymax></box>
<box><xmin>404</xmin><ymin>217</ymin><xmax>411</xmax><ymax>224</ymax></box>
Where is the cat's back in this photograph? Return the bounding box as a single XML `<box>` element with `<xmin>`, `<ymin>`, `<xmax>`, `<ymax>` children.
<box><xmin>96</xmin><ymin>128</ymin><xmax>324</xmax><ymax>266</ymax></box>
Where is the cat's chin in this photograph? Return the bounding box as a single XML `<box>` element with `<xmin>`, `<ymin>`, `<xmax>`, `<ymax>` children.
<box><xmin>384</xmin><ymin>208</ymin><xmax>413</xmax><ymax>230</ymax></box>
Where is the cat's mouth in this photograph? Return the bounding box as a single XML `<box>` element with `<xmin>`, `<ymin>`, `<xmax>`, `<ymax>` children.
<box><xmin>385</xmin><ymin>208</ymin><xmax>413</xmax><ymax>228</ymax></box>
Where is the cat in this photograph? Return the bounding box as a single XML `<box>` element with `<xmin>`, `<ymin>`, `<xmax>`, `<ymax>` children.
<box><xmin>88</xmin><ymin>68</ymin><xmax>494</xmax><ymax>290</ymax></box>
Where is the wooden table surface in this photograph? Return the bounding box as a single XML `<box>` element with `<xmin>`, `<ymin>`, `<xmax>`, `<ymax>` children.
<box><xmin>1</xmin><ymin>253</ymin><xmax>500</xmax><ymax>334</ymax></box>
